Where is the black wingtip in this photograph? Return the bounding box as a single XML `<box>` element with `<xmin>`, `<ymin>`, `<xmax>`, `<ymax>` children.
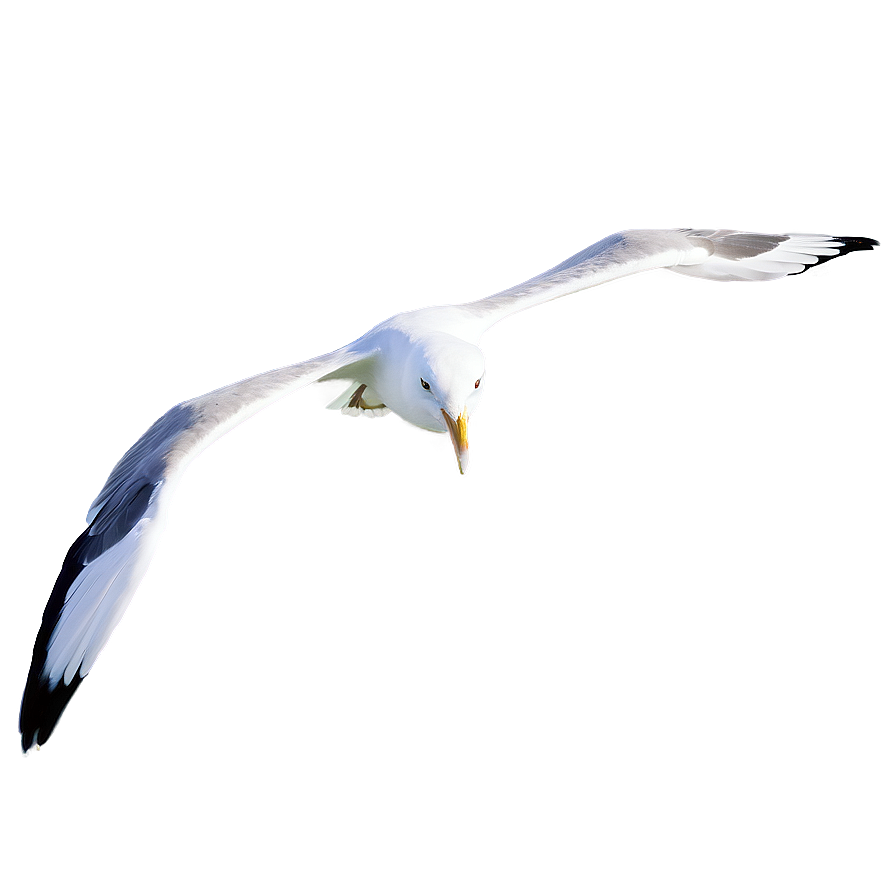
<box><xmin>834</xmin><ymin>236</ymin><xmax>879</xmax><ymax>253</ymax></box>
<box><xmin>20</xmin><ymin>673</ymin><xmax>86</xmax><ymax>752</ymax></box>
<box><xmin>789</xmin><ymin>235</ymin><xmax>879</xmax><ymax>276</ymax></box>
<box><xmin>19</xmin><ymin>528</ymin><xmax>94</xmax><ymax>752</ymax></box>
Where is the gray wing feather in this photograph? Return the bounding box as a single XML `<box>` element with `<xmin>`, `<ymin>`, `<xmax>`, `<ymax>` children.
<box><xmin>681</xmin><ymin>229</ymin><xmax>787</xmax><ymax>260</ymax></box>
<box><xmin>21</xmin><ymin>346</ymin><xmax>366</xmax><ymax>750</ymax></box>
<box><xmin>86</xmin><ymin>403</ymin><xmax>197</xmax><ymax>528</ymax></box>
<box><xmin>460</xmin><ymin>230</ymin><xmax>699</xmax><ymax>327</ymax></box>
<box><xmin>461</xmin><ymin>228</ymin><xmax>878</xmax><ymax>331</ymax></box>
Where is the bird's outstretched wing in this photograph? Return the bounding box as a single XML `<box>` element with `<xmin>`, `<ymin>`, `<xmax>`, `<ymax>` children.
<box><xmin>20</xmin><ymin>346</ymin><xmax>369</xmax><ymax>751</ymax></box>
<box><xmin>460</xmin><ymin>229</ymin><xmax>879</xmax><ymax>330</ymax></box>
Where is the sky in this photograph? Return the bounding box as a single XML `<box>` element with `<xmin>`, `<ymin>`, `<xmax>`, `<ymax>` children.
<box><xmin>1</xmin><ymin>3</ymin><xmax>893</xmax><ymax>894</ymax></box>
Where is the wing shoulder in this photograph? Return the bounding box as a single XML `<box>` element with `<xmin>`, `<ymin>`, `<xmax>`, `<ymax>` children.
<box><xmin>459</xmin><ymin>229</ymin><xmax>704</xmax><ymax>329</ymax></box>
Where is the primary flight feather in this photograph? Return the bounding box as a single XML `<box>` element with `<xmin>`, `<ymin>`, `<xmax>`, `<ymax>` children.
<box><xmin>20</xmin><ymin>227</ymin><xmax>878</xmax><ymax>751</ymax></box>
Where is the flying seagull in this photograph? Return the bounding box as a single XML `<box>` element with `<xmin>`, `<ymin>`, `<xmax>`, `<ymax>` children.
<box><xmin>20</xmin><ymin>227</ymin><xmax>878</xmax><ymax>751</ymax></box>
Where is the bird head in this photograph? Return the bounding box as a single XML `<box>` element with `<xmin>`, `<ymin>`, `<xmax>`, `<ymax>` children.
<box><xmin>413</xmin><ymin>335</ymin><xmax>485</xmax><ymax>474</ymax></box>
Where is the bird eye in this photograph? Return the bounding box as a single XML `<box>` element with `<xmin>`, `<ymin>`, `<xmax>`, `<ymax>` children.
<box><xmin>420</xmin><ymin>378</ymin><xmax>431</xmax><ymax>391</ymax></box>
<box><xmin>474</xmin><ymin>378</ymin><xmax>481</xmax><ymax>389</ymax></box>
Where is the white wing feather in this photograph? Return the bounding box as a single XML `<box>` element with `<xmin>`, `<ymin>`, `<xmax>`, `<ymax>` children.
<box><xmin>21</xmin><ymin>225</ymin><xmax>877</xmax><ymax>750</ymax></box>
<box><xmin>460</xmin><ymin>229</ymin><xmax>877</xmax><ymax>332</ymax></box>
<box><xmin>20</xmin><ymin>346</ymin><xmax>368</xmax><ymax>750</ymax></box>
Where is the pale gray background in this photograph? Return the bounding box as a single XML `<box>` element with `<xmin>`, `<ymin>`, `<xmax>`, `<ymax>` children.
<box><xmin>2</xmin><ymin>2</ymin><xmax>892</xmax><ymax>894</ymax></box>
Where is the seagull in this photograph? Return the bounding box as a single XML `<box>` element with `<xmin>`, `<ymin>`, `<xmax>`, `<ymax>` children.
<box><xmin>19</xmin><ymin>227</ymin><xmax>878</xmax><ymax>751</ymax></box>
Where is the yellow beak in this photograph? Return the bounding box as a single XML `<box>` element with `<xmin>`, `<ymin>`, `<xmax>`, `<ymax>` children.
<box><xmin>441</xmin><ymin>408</ymin><xmax>469</xmax><ymax>474</ymax></box>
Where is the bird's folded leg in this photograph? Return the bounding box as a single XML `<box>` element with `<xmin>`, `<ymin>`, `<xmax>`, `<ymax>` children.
<box><xmin>327</xmin><ymin>383</ymin><xmax>391</xmax><ymax>417</ymax></box>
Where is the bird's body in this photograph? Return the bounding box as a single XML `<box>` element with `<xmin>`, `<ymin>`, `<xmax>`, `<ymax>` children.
<box><xmin>20</xmin><ymin>227</ymin><xmax>878</xmax><ymax>751</ymax></box>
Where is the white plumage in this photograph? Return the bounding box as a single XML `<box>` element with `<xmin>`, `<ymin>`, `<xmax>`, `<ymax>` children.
<box><xmin>19</xmin><ymin>227</ymin><xmax>878</xmax><ymax>751</ymax></box>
